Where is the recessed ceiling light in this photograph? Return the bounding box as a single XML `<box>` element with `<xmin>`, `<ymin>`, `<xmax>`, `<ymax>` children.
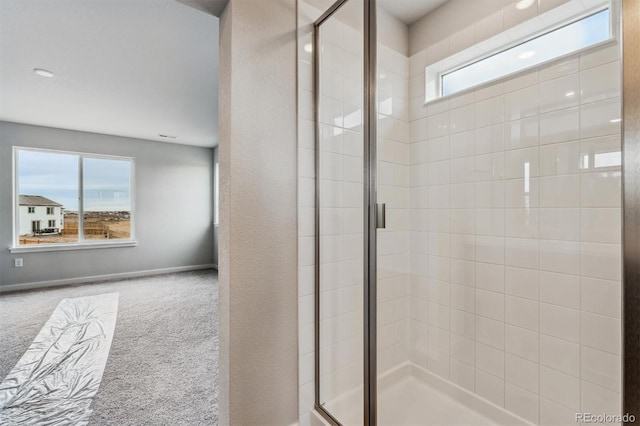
<box><xmin>518</xmin><ymin>50</ymin><xmax>536</xmax><ymax>59</ymax></box>
<box><xmin>33</xmin><ymin>68</ymin><xmax>54</xmax><ymax>78</ymax></box>
<box><xmin>516</xmin><ymin>0</ymin><xmax>535</xmax><ymax>10</ymax></box>
<box><xmin>159</xmin><ymin>134</ymin><xmax>178</xmax><ymax>139</ymax></box>
<box><xmin>610</xmin><ymin>118</ymin><xmax>622</xmax><ymax>123</ymax></box>
<box><xmin>565</xmin><ymin>91</ymin><xmax>575</xmax><ymax>97</ymax></box>
<box><xmin>304</xmin><ymin>43</ymin><xmax>313</xmax><ymax>53</ymax></box>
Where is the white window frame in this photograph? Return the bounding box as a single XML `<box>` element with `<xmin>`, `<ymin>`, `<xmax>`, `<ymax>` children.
<box><xmin>46</xmin><ymin>207</ymin><xmax>54</xmax><ymax>215</ymax></box>
<box><xmin>214</xmin><ymin>161</ymin><xmax>219</xmax><ymax>226</ymax></box>
<box><xmin>425</xmin><ymin>0</ymin><xmax>617</xmax><ymax>103</ymax></box>
<box><xmin>27</xmin><ymin>207</ymin><xmax>35</xmax><ymax>214</ymax></box>
<box><xmin>11</xmin><ymin>147</ymin><xmax>137</xmax><ymax>253</ymax></box>
<box><xmin>48</xmin><ymin>220</ymin><xmax>56</xmax><ymax>228</ymax></box>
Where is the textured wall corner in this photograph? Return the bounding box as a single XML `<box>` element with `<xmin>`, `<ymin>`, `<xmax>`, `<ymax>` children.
<box><xmin>218</xmin><ymin>0</ymin><xmax>299</xmax><ymax>424</ymax></box>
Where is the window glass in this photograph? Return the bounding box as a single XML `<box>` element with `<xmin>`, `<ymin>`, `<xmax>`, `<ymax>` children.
<box><xmin>17</xmin><ymin>150</ymin><xmax>78</xmax><ymax>245</ymax></box>
<box><xmin>441</xmin><ymin>9</ymin><xmax>610</xmax><ymax>97</ymax></box>
<box><xmin>16</xmin><ymin>148</ymin><xmax>134</xmax><ymax>247</ymax></box>
<box><xmin>83</xmin><ymin>157</ymin><xmax>133</xmax><ymax>240</ymax></box>
<box><xmin>214</xmin><ymin>162</ymin><xmax>219</xmax><ymax>225</ymax></box>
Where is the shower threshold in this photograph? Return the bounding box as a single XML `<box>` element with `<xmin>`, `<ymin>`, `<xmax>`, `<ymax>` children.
<box><xmin>318</xmin><ymin>363</ymin><xmax>534</xmax><ymax>426</ymax></box>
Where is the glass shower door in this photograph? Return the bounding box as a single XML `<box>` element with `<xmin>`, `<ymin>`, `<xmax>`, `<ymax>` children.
<box><xmin>315</xmin><ymin>0</ymin><xmax>366</xmax><ymax>424</ymax></box>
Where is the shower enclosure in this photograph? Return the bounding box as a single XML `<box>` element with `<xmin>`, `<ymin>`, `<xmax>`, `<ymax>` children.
<box><xmin>308</xmin><ymin>0</ymin><xmax>639</xmax><ymax>424</ymax></box>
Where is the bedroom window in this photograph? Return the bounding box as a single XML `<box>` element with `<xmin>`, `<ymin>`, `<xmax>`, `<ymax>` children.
<box><xmin>214</xmin><ymin>161</ymin><xmax>219</xmax><ymax>225</ymax></box>
<box><xmin>13</xmin><ymin>147</ymin><xmax>135</xmax><ymax>251</ymax></box>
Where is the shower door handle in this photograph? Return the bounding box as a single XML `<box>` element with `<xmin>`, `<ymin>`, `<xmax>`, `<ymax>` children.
<box><xmin>376</xmin><ymin>203</ymin><xmax>386</xmax><ymax>229</ymax></box>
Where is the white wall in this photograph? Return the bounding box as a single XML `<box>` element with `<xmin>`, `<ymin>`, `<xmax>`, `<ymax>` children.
<box><xmin>218</xmin><ymin>0</ymin><xmax>298</xmax><ymax>424</ymax></box>
<box><xmin>409</xmin><ymin>0</ymin><xmax>514</xmax><ymax>55</ymax></box>
<box><xmin>0</xmin><ymin>121</ymin><xmax>215</xmax><ymax>288</ymax></box>
<box><xmin>406</xmin><ymin>24</ymin><xmax>622</xmax><ymax>426</ymax></box>
<box><xmin>376</xmin><ymin>40</ymin><xmax>411</xmax><ymax>378</ymax></box>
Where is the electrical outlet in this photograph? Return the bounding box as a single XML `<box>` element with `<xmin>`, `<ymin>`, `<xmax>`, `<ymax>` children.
<box><xmin>14</xmin><ymin>258</ymin><xmax>23</xmax><ymax>268</ymax></box>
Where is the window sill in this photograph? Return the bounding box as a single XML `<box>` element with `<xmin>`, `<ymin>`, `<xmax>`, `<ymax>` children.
<box><xmin>9</xmin><ymin>240</ymin><xmax>137</xmax><ymax>253</ymax></box>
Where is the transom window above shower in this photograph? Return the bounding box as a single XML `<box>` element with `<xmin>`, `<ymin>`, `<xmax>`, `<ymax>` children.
<box><xmin>425</xmin><ymin>0</ymin><xmax>615</xmax><ymax>102</ymax></box>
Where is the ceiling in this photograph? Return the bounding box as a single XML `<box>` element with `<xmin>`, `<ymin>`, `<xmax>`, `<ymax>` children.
<box><xmin>0</xmin><ymin>0</ymin><xmax>219</xmax><ymax>148</ymax></box>
<box><xmin>378</xmin><ymin>0</ymin><xmax>449</xmax><ymax>25</ymax></box>
<box><xmin>176</xmin><ymin>0</ymin><xmax>228</xmax><ymax>17</ymax></box>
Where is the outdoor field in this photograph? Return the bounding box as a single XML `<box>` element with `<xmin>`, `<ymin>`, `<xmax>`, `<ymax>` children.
<box><xmin>19</xmin><ymin>212</ymin><xmax>131</xmax><ymax>245</ymax></box>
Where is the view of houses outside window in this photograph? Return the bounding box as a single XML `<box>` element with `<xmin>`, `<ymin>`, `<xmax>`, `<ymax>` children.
<box><xmin>16</xmin><ymin>148</ymin><xmax>133</xmax><ymax>246</ymax></box>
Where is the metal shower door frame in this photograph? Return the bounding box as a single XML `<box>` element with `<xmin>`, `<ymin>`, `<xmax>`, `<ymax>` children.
<box><xmin>622</xmin><ymin>0</ymin><xmax>640</xmax><ymax>422</ymax></box>
<box><xmin>313</xmin><ymin>0</ymin><xmax>377</xmax><ymax>425</ymax></box>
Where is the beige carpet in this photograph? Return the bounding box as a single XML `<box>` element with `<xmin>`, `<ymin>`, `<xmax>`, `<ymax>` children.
<box><xmin>0</xmin><ymin>270</ymin><xmax>218</xmax><ymax>425</ymax></box>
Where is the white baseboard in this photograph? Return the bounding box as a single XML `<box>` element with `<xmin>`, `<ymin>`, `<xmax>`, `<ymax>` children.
<box><xmin>0</xmin><ymin>264</ymin><xmax>216</xmax><ymax>294</ymax></box>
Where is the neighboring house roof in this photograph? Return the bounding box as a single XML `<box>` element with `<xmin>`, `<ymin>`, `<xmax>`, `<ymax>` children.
<box><xmin>19</xmin><ymin>195</ymin><xmax>62</xmax><ymax>207</ymax></box>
